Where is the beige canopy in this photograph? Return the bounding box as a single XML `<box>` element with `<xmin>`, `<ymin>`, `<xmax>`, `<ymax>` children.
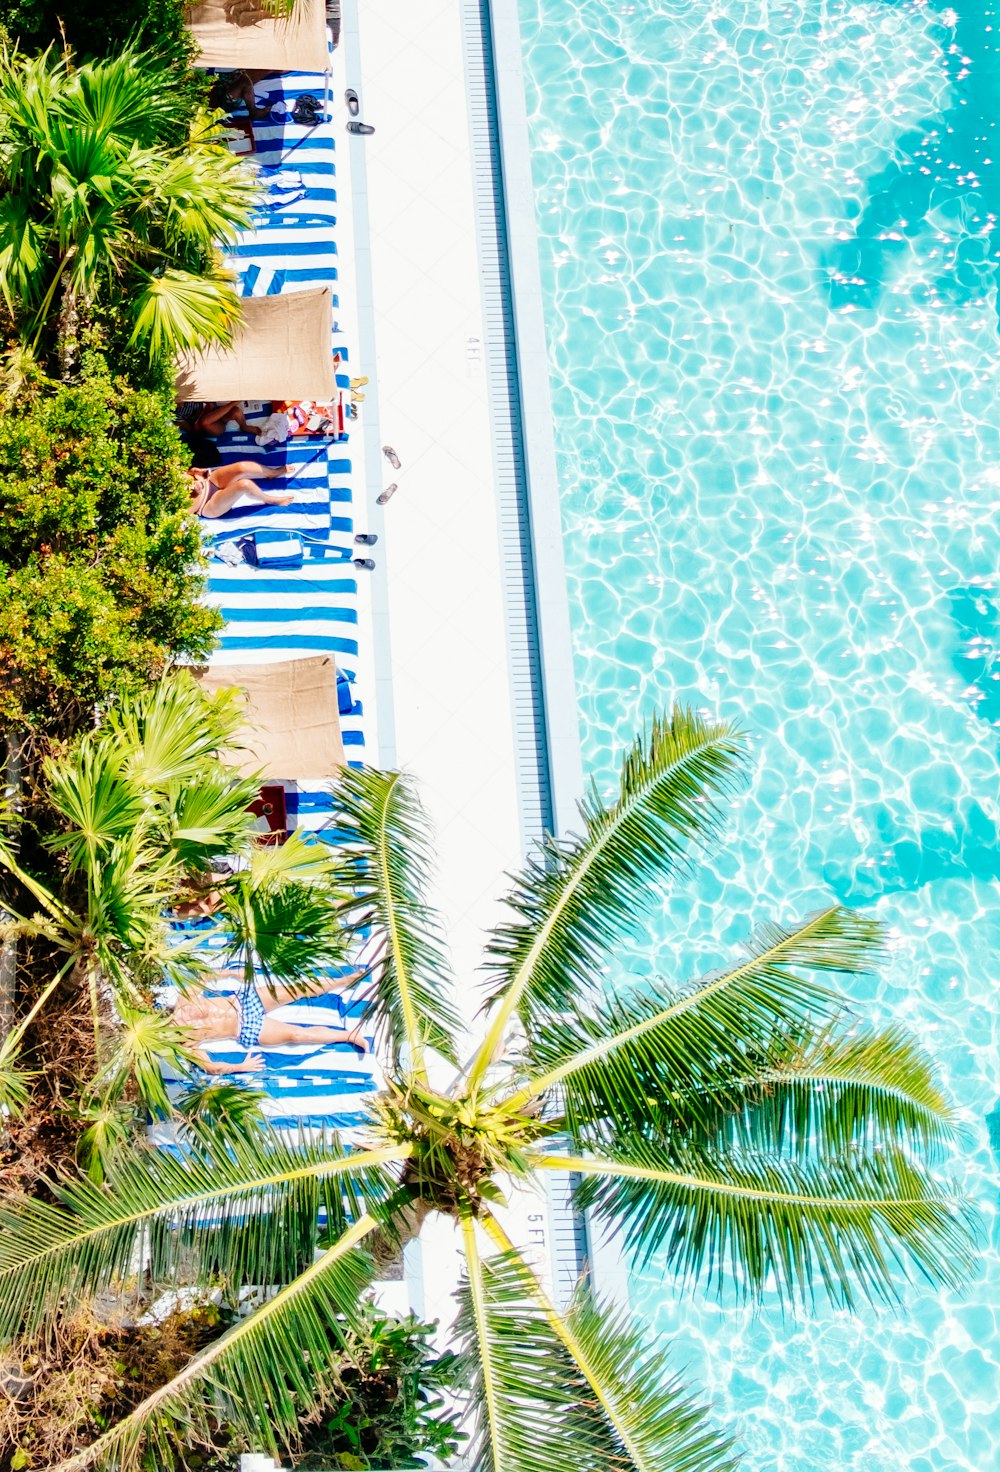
<box><xmin>195</xmin><ymin>657</ymin><xmax>345</xmax><ymax>780</ymax></box>
<box><xmin>176</xmin><ymin>288</ymin><xmax>336</xmax><ymax>402</ymax></box>
<box><xmin>186</xmin><ymin>0</ymin><xmax>329</xmax><ymax>75</ymax></box>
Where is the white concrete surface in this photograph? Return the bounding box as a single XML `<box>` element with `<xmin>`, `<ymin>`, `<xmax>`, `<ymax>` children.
<box><xmin>337</xmin><ymin>0</ymin><xmax>528</xmax><ymax>1338</ymax></box>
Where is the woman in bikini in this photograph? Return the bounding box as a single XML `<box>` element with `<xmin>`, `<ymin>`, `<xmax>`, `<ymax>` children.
<box><xmin>188</xmin><ymin>459</ymin><xmax>296</xmax><ymax>519</ymax></box>
<box><xmin>174</xmin><ymin>971</ymin><xmax>369</xmax><ymax>1074</ymax></box>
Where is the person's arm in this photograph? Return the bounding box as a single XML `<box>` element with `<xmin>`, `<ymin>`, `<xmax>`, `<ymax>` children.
<box><xmin>189</xmin><ymin>1048</ymin><xmax>265</xmax><ymax>1075</ymax></box>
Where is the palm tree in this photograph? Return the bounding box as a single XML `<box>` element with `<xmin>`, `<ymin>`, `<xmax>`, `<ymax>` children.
<box><xmin>0</xmin><ymin>47</ymin><xmax>258</xmax><ymax>363</ymax></box>
<box><xmin>0</xmin><ymin>709</ymin><xmax>976</xmax><ymax>1470</ymax></box>
<box><xmin>0</xmin><ymin>675</ymin><xmax>352</xmax><ymax>1165</ymax></box>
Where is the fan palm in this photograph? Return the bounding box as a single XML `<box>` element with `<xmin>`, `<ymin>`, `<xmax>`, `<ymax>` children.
<box><xmin>0</xmin><ymin>709</ymin><xmax>976</xmax><ymax>1469</ymax></box>
<box><xmin>0</xmin><ymin>675</ymin><xmax>350</xmax><ymax>1135</ymax></box>
<box><xmin>0</xmin><ymin>47</ymin><xmax>257</xmax><ymax>361</ymax></box>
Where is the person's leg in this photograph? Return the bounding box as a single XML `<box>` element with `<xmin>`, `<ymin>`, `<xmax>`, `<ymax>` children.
<box><xmin>258</xmin><ymin>1019</ymin><xmax>369</xmax><ymax>1051</ymax></box>
<box><xmin>195</xmin><ymin>402</ymin><xmax>249</xmax><ymax>436</ymax></box>
<box><xmin>256</xmin><ymin>971</ymin><xmax>365</xmax><ymax>1012</ymax></box>
<box><xmin>210</xmin><ymin>459</ymin><xmax>282</xmax><ymax>490</ymax></box>
<box><xmin>201</xmin><ymin>479</ymin><xmax>294</xmax><ymax>517</ymax></box>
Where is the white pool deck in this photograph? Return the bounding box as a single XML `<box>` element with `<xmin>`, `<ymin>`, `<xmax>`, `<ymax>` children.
<box><xmin>335</xmin><ymin>0</ymin><xmax>539</xmax><ymax>1330</ymax></box>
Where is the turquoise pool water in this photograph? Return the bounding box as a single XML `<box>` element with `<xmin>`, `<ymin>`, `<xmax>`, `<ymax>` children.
<box><xmin>517</xmin><ymin>1</ymin><xmax>1000</xmax><ymax>1466</ymax></box>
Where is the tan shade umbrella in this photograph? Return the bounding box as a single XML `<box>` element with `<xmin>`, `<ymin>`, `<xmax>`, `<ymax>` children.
<box><xmin>194</xmin><ymin>656</ymin><xmax>346</xmax><ymax>780</ymax></box>
<box><xmin>186</xmin><ymin>0</ymin><xmax>329</xmax><ymax>75</ymax></box>
<box><xmin>176</xmin><ymin>288</ymin><xmax>336</xmax><ymax>402</ymax></box>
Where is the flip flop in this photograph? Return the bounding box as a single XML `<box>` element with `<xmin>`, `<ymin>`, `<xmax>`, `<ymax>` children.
<box><xmin>345</xmin><ymin>88</ymin><xmax>360</xmax><ymax>116</ymax></box>
<box><xmin>382</xmin><ymin>445</ymin><xmax>401</xmax><ymax>469</ymax></box>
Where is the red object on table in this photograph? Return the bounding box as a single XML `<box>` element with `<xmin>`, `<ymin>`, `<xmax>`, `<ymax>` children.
<box><xmin>249</xmin><ymin>784</ymin><xmax>288</xmax><ymax>844</ymax></box>
<box><xmin>274</xmin><ymin>397</ymin><xmax>345</xmax><ymax>437</ymax></box>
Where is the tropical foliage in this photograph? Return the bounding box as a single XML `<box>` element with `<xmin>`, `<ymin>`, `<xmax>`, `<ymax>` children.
<box><xmin>0</xmin><ymin>708</ymin><xmax>976</xmax><ymax>1470</ymax></box>
<box><xmin>0</xmin><ymin>0</ymin><xmax>194</xmax><ymax>72</ymax></box>
<box><xmin>0</xmin><ymin>45</ymin><xmax>257</xmax><ymax>364</ymax></box>
<box><xmin>0</xmin><ymin>361</ymin><xmax>219</xmax><ymax>735</ymax></box>
<box><xmin>0</xmin><ymin>675</ymin><xmax>352</xmax><ymax>1180</ymax></box>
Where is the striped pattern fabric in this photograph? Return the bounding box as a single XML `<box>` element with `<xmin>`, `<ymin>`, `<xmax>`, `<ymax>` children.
<box><xmin>153</xmin><ymin>55</ymin><xmax>380</xmax><ymax>1144</ymax></box>
<box><xmin>160</xmin><ymin>922</ymin><xmax>377</xmax><ymax>1133</ymax></box>
<box><xmin>202</xmin><ymin>62</ymin><xmax>367</xmax><ymax>793</ymax></box>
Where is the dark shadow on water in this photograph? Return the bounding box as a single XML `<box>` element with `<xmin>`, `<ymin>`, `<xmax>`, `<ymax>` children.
<box><xmin>824</xmin><ymin>584</ymin><xmax>1000</xmax><ymax>903</ymax></box>
<box><xmin>820</xmin><ymin>3</ymin><xmax>1000</xmax><ymax>326</ymax></box>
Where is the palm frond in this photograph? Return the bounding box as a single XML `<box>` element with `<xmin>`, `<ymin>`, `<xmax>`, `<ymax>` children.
<box><xmin>455</xmin><ymin>1229</ymin><xmax>735</xmax><ymax>1472</ymax></box>
<box><xmin>107</xmin><ymin>674</ymin><xmax>250</xmax><ymax>791</ymax></box>
<box><xmin>513</xmin><ymin>907</ymin><xmax>884</xmax><ymax>1131</ymax></box>
<box><xmin>0</xmin><ymin>1135</ymin><xmax>407</xmax><ymax>1342</ymax></box>
<box><xmin>91</xmin><ymin>1004</ymin><xmax>193</xmax><ymax>1115</ymax></box>
<box><xmin>218</xmin><ymin>877</ymin><xmax>352</xmax><ymax>983</ymax></box>
<box><xmin>551</xmin><ymin>1289</ymin><xmax>738</xmax><ymax>1472</ymax></box>
<box><xmin>0</xmin><ymin>1037</ymin><xmax>32</xmax><ymax>1117</ymax></box>
<box><xmin>129</xmin><ymin>265</ymin><xmax>242</xmax><ymax>359</ymax></box>
<box><xmin>152</xmin><ymin>146</ymin><xmax>259</xmax><ymax>251</ymax></box>
<box><xmin>162</xmin><ymin>770</ymin><xmax>260</xmax><ymax>866</ymax></box>
<box><xmin>174</xmin><ymin>1079</ymin><xmax>268</xmax><ymax>1147</ymax></box>
<box><xmin>686</xmin><ymin>1021</ymin><xmax>956</xmax><ymax>1160</ymax></box>
<box><xmin>51</xmin><ymin>1217</ymin><xmax>378</xmax><ymax>1472</ymax></box>
<box><xmin>58</xmin><ymin>48</ymin><xmax>189</xmax><ymax>147</ymax></box>
<box><xmin>245</xmin><ymin>827</ymin><xmax>336</xmax><ymax>889</ymax></box>
<box><xmin>42</xmin><ymin>734</ymin><xmax>147</xmax><ymax>868</ymax></box>
<box><xmin>469</xmin><ymin>709</ymin><xmax>748</xmax><ymax>1090</ymax></box>
<box><xmin>331</xmin><ymin>765</ymin><xmax>462</xmax><ymax>1071</ymax></box>
<box><xmin>545</xmin><ymin>1140</ymin><xmax>977</xmax><ymax>1310</ymax></box>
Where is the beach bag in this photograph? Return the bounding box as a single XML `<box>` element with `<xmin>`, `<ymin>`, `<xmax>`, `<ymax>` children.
<box><xmin>236</xmin><ymin>528</ymin><xmax>304</xmax><ymax>569</ymax></box>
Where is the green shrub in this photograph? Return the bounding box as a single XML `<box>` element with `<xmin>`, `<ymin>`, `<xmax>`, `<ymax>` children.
<box><xmin>0</xmin><ymin>0</ymin><xmax>193</xmax><ymax>68</ymax></box>
<box><xmin>296</xmin><ymin>1306</ymin><xmax>466</xmax><ymax>1470</ymax></box>
<box><xmin>0</xmin><ymin>360</ymin><xmax>220</xmax><ymax>735</ymax></box>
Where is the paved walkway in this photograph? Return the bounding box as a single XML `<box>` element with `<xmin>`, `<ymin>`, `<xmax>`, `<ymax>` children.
<box><xmin>336</xmin><ymin>0</ymin><xmax>527</xmax><ymax>1331</ymax></box>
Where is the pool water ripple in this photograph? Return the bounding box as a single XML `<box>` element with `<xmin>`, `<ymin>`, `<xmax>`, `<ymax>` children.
<box><xmin>518</xmin><ymin>1</ymin><xmax>1000</xmax><ymax>1467</ymax></box>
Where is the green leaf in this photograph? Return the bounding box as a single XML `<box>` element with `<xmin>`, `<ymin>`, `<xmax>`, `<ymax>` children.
<box><xmin>0</xmin><ymin>1135</ymin><xmax>406</xmax><ymax>1342</ymax></box>
<box><xmin>130</xmin><ymin>266</ymin><xmax>242</xmax><ymax>359</ymax></box>
<box><xmin>106</xmin><ymin>673</ymin><xmax>250</xmax><ymax>791</ymax></box>
<box><xmin>562</xmin><ymin>1139</ymin><xmax>977</xmax><ymax>1310</ymax></box>
<box><xmin>51</xmin><ymin>1218</ymin><xmax>378</xmax><ymax>1472</ymax></box>
<box><xmin>470</xmin><ymin>709</ymin><xmax>748</xmax><ymax>1089</ymax></box>
<box><xmin>515</xmin><ymin>907</ymin><xmax>885</xmax><ymax>1133</ymax></box>
<box><xmin>330</xmin><ymin>766</ymin><xmax>462</xmax><ymax>1071</ymax></box>
<box><xmin>689</xmin><ymin>1021</ymin><xmax>956</xmax><ymax>1160</ymax></box>
<box><xmin>455</xmin><ymin>1234</ymin><xmax>736</xmax><ymax>1472</ymax></box>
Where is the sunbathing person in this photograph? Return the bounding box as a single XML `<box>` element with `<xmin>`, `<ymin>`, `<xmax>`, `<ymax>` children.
<box><xmin>177</xmin><ymin>400</ymin><xmax>252</xmax><ymax>437</ymax></box>
<box><xmin>174</xmin><ymin>971</ymin><xmax>369</xmax><ymax>1074</ymax></box>
<box><xmin>208</xmin><ymin>69</ymin><xmax>272</xmax><ymax>121</ymax></box>
<box><xmin>188</xmin><ymin>460</ymin><xmax>294</xmax><ymax>518</ymax></box>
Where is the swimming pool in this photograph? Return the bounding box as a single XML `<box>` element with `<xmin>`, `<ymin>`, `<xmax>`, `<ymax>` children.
<box><xmin>516</xmin><ymin>1</ymin><xmax>1000</xmax><ymax>1466</ymax></box>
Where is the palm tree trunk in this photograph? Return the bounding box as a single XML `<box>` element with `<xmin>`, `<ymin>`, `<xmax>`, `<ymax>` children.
<box><xmin>57</xmin><ymin>281</ymin><xmax>81</xmax><ymax>381</ymax></box>
<box><xmin>0</xmin><ymin>735</ymin><xmax>23</xmax><ymax>1041</ymax></box>
<box><xmin>369</xmin><ymin>1195</ymin><xmax>432</xmax><ymax>1277</ymax></box>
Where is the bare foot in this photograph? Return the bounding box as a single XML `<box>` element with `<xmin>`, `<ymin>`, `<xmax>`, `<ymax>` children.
<box><xmin>264</xmin><ymin>466</ymin><xmax>284</xmax><ymax>478</ymax></box>
<box><xmin>267</xmin><ymin>492</ymin><xmax>295</xmax><ymax>506</ymax></box>
<box><xmin>344</xmin><ymin>1022</ymin><xmax>370</xmax><ymax>1054</ymax></box>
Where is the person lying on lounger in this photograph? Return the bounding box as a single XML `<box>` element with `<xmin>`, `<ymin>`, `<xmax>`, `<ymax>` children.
<box><xmin>208</xmin><ymin>70</ymin><xmax>273</xmax><ymax>121</ymax></box>
<box><xmin>188</xmin><ymin>460</ymin><xmax>294</xmax><ymax>518</ymax></box>
<box><xmin>177</xmin><ymin>400</ymin><xmax>252</xmax><ymax>437</ymax></box>
<box><xmin>173</xmin><ymin>971</ymin><xmax>370</xmax><ymax>1073</ymax></box>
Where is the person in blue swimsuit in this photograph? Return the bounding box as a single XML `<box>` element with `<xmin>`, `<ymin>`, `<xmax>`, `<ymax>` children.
<box><xmin>173</xmin><ymin>971</ymin><xmax>369</xmax><ymax>1074</ymax></box>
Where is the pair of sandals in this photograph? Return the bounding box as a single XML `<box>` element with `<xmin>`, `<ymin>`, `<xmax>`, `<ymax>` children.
<box><xmin>345</xmin><ymin>89</ymin><xmax>375</xmax><ymax>135</ymax></box>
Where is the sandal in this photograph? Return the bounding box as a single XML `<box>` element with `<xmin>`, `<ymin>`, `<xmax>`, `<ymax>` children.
<box><xmin>345</xmin><ymin>88</ymin><xmax>360</xmax><ymax>116</ymax></box>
